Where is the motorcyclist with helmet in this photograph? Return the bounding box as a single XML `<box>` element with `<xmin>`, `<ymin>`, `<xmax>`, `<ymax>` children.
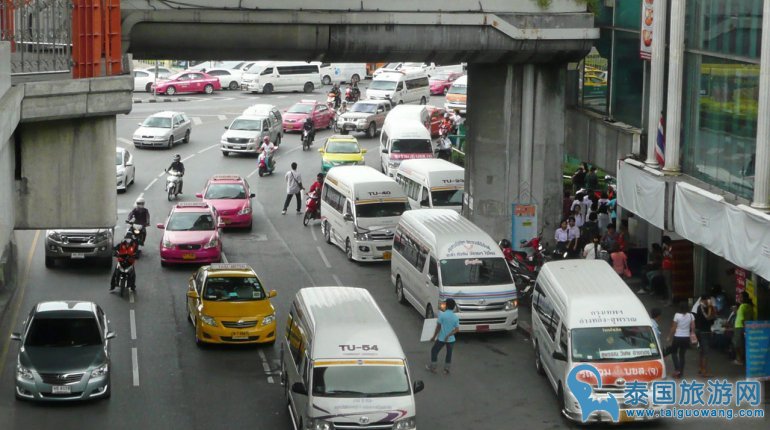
<box><xmin>166</xmin><ymin>154</ymin><xmax>186</xmax><ymax>194</ymax></box>
<box><xmin>126</xmin><ymin>197</ymin><xmax>150</xmax><ymax>246</ymax></box>
<box><xmin>259</xmin><ymin>136</ymin><xmax>276</xmax><ymax>170</ymax></box>
<box><xmin>110</xmin><ymin>231</ymin><xmax>138</xmax><ymax>292</ymax></box>
<box><xmin>306</xmin><ymin>173</ymin><xmax>325</xmax><ymax>218</ymax></box>
<box><xmin>499</xmin><ymin>239</ymin><xmax>515</xmax><ymax>263</ymax></box>
<box><xmin>330</xmin><ymin>83</ymin><xmax>341</xmax><ymax>109</ymax></box>
<box><xmin>303</xmin><ymin>117</ymin><xmax>315</xmax><ymax>144</ymax></box>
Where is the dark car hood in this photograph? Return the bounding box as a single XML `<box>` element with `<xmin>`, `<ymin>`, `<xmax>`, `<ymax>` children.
<box><xmin>21</xmin><ymin>346</ymin><xmax>105</xmax><ymax>373</ymax></box>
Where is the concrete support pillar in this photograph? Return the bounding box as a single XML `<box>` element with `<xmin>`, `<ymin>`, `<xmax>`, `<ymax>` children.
<box><xmin>751</xmin><ymin>0</ymin><xmax>770</xmax><ymax>210</ymax></box>
<box><xmin>663</xmin><ymin>0</ymin><xmax>685</xmax><ymax>174</ymax></box>
<box><xmin>645</xmin><ymin>0</ymin><xmax>667</xmax><ymax>168</ymax></box>
<box><xmin>464</xmin><ymin>63</ymin><xmax>564</xmax><ymax>241</ymax></box>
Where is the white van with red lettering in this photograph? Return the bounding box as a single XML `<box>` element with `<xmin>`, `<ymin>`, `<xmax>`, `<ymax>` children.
<box><xmin>379</xmin><ymin>120</ymin><xmax>434</xmax><ymax>177</ymax></box>
<box><xmin>531</xmin><ymin>260</ymin><xmax>666</xmax><ymax>423</ymax></box>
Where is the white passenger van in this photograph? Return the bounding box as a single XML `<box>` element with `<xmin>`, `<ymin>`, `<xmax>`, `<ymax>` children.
<box><xmin>379</xmin><ymin>120</ymin><xmax>434</xmax><ymax>177</ymax></box>
<box><xmin>382</xmin><ymin>105</ymin><xmax>430</xmax><ymax>131</ymax></box>
<box><xmin>240</xmin><ymin>61</ymin><xmax>321</xmax><ymax>94</ymax></box>
<box><xmin>282</xmin><ymin>286</ymin><xmax>423</xmax><ymax>430</ymax></box>
<box><xmin>321</xmin><ymin>166</ymin><xmax>409</xmax><ymax>262</ymax></box>
<box><xmin>396</xmin><ymin>159</ymin><xmax>464</xmax><ymax>212</ymax></box>
<box><xmin>531</xmin><ymin>260</ymin><xmax>665</xmax><ymax>423</ymax></box>
<box><xmin>392</xmin><ymin>209</ymin><xmax>518</xmax><ymax>331</ymax></box>
<box><xmin>319</xmin><ymin>63</ymin><xmax>366</xmax><ymax>85</ymax></box>
<box><xmin>367</xmin><ymin>68</ymin><xmax>430</xmax><ymax>105</ymax></box>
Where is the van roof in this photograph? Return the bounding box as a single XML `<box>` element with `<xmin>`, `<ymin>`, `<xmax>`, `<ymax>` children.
<box><xmin>453</xmin><ymin>75</ymin><xmax>467</xmax><ymax>86</ymax></box>
<box><xmin>297</xmin><ymin>287</ymin><xmax>406</xmax><ymax>359</ymax></box>
<box><xmin>397</xmin><ymin>159</ymin><xmax>464</xmax><ymax>189</ymax></box>
<box><xmin>326</xmin><ymin>165</ymin><xmax>394</xmax><ymax>184</ymax></box>
<box><xmin>399</xmin><ymin>209</ymin><xmax>503</xmax><ymax>258</ymax></box>
<box><xmin>325</xmin><ymin>166</ymin><xmax>406</xmax><ymax>202</ymax></box>
<box><xmin>538</xmin><ymin>260</ymin><xmax>651</xmax><ymax>328</ymax></box>
<box><xmin>384</xmin><ymin>119</ymin><xmax>430</xmax><ymax>137</ymax></box>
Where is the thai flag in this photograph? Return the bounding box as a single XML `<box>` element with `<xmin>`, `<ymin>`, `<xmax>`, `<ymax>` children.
<box><xmin>655</xmin><ymin>113</ymin><xmax>665</xmax><ymax>166</ymax></box>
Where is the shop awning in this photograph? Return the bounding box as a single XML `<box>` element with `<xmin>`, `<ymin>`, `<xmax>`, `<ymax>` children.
<box><xmin>617</xmin><ymin>160</ymin><xmax>666</xmax><ymax>230</ymax></box>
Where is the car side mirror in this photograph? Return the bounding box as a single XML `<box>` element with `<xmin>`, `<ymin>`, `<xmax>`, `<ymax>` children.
<box><xmin>187</xmin><ymin>290</ymin><xmax>199</xmax><ymax>299</ymax></box>
<box><xmin>249</xmin><ymin>193</ymin><xmax>256</xmax><ymax>198</ymax></box>
<box><xmin>291</xmin><ymin>382</ymin><xmax>308</xmax><ymax>395</ymax></box>
<box><xmin>224</xmin><ymin>126</ymin><xmax>229</xmax><ymax>130</ymax></box>
<box><xmin>552</xmin><ymin>351</ymin><xmax>567</xmax><ymax>361</ymax></box>
<box><xmin>195</xmin><ymin>193</ymin><xmax>203</xmax><ymax>198</ymax></box>
<box><xmin>263</xmin><ymin>127</ymin><xmax>269</xmax><ymax>132</ymax></box>
<box><xmin>420</xmin><ymin>199</ymin><xmax>430</xmax><ymax>208</ymax></box>
<box><xmin>343</xmin><ymin>213</ymin><xmax>353</xmax><ymax>222</ymax></box>
<box><xmin>413</xmin><ymin>380</ymin><xmax>425</xmax><ymax>394</ymax></box>
<box><xmin>269</xmin><ymin>290</ymin><xmax>277</xmax><ymax>298</ymax></box>
<box><xmin>156</xmin><ymin>223</ymin><xmax>165</xmax><ymax>229</ymax></box>
<box><xmin>10</xmin><ymin>333</ymin><xmax>21</xmax><ymax>341</ymax></box>
<box><xmin>126</xmin><ymin>161</ymin><xmax>133</xmax><ymax>167</ymax></box>
<box><xmin>381</xmin><ymin>148</ymin><xmax>388</xmax><ymax>154</ymax></box>
<box><xmin>137</xmin><ymin>122</ymin><xmax>143</xmax><ymax>127</ymax></box>
<box><xmin>362</xmin><ymin>149</ymin><xmax>367</xmax><ymax>154</ymax></box>
<box><xmin>218</xmin><ymin>220</ymin><xmax>226</xmax><ymax>228</ymax></box>
<box><xmin>105</xmin><ymin>331</ymin><xmax>116</xmax><ymax>340</ymax></box>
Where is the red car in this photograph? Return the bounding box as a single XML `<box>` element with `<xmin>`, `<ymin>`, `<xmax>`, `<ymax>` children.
<box><xmin>427</xmin><ymin>105</ymin><xmax>448</xmax><ymax>137</ymax></box>
<box><xmin>429</xmin><ymin>71</ymin><xmax>464</xmax><ymax>95</ymax></box>
<box><xmin>157</xmin><ymin>202</ymin><xmax>223</xmax><ymax>266</ymax></box>
<box><xmin>282</xmin><ymin>100</ymin><xmax>335</xmax><ymax>132</ymax></box>
<box><xmin>150</xmin><ymin>71</ymin><xmax>222</xmax><ymax>96</ymax></box>
<box><xmin>196</xmin><ymin>175</ymin><xmax>255</xmax><ymax>230</ymax></box>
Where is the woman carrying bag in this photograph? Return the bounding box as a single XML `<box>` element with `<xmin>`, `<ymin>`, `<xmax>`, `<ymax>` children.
<box><xmin>667</xmin><ymin>302</ymin><xmax>696</xmax><ymax>378</ymax></box>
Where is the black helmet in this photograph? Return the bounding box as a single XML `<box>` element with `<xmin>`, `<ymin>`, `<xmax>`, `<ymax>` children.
<box><xmin>499</xmin><ymin>239</ymin><xmax>511</xmax><ymax>248</ymax></box>
<box><xmin>173</xmin><ymin>154</ymin><xmax>181</xmax><ymax>162</ymax></box>
<box><xmin>317</xmin><ymin>172</ymin><xmax>325</xmax><ymax>180</ymax></box>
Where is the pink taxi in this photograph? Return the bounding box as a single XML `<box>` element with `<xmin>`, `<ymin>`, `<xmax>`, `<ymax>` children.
<box><xmin>282</xmin><ymin>100</ymin><xmax>335</xmax><ymax>132</ymax></box>
<box><xmin>157</xmin><ymin>202</ymin><xmax>223</xmax><ymax>266</ymax></box>
<box><xmin>196</xmin><ymin>175</ymin><xmax>255</xmax><ymax>230</ymax></box>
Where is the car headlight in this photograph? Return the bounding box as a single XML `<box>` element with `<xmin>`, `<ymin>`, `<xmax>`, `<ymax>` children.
<box><xmin>308</xmin><ymin>419</ymin><xmax>334</xmax><ymax>430</ymax></box>
<box><xmin>355</xmin><ymin>232</ymin><xmax>370</xmax><ymax>241</ymax></box>
<box><xmin>91</xmin><ymin>363</ymin><xmax>109</xmax><ymax>378</ymax></box>
<box><xmin>16</xmin><ymin>364</ymin><xmax>33</xmax><ymax>381</ymax></box>
<box><xmin>203</xmin><ymin>235</ymin><xmax>218</xmax><ymax>249</ymax></box>
<box><xmin>47</xmin><ymin>231</ymin><xmax>62</xmax><ymax>242</ymax></box>
<box><xmin>162</xmin><ymin>237</ymin><xmax>173</xmax><ymax>249</ymax></box>
<box><xmin>133</xmin><ymin>134</ymin><xmax>141</xmax><ymax>140</ymax></box>
<box><xmin>238</xmin><ymin>206</ymin><xmax>251</xmax><ymax>215</ymax></box>
<box><xmin>394</xmin><ymin>417</ymin><xmax>417</xmax><ymax>430</ymax></box>
<box><xmin>388</xmin><ymin>161</ymin><xmax>399</xmax><ymax>168</ymax></box>
<box><xmin>248</xmin><ymin>138</ymin><xmax>258</xmax><ymax>144</ymax></box>
<box><xmin>262</xmin><ymin>314</ymin><xmax>275</xmax><ymax>326</ymax></box>
<box><xmin>199</xmin><ymin>315</ymin><xmax>217</xmax><ymax>327</ymax></box>
<box><xmin>357</xmin><ymin>119</ymin><xmax>367</xmax><ymax>124</ymax></box>
<box><xmin>220</xmin><ymin>137</ymin><xmax>227</xmax><ymax>144</ymax></box>
<box><xmin>504</xmin><ymin>299</ymin><xmax>518</xmax><ymax>310</ymax></box>
<box><xmin>95</xmin><ymin>231</ymin><xmax>112</xmax><ymax>242</ymax></box>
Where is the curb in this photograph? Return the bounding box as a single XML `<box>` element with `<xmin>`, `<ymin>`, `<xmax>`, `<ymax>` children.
<box><xmin>133</xmin><ymin>98</ymin><xmax>189</xmax><ymax>104</ymax></box>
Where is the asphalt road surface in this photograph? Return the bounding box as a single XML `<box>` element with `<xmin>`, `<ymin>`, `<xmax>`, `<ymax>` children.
<box><xmin>0</xmin><ymin>86</ymin><xmax>765</xmax><ymax>430</ymax></box>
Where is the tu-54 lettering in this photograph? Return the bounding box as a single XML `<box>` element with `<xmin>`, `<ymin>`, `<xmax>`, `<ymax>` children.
<box><xmin>339</xmin><ymin>344</ymin><xmax>379</xmax><ymax>351</ymax></box>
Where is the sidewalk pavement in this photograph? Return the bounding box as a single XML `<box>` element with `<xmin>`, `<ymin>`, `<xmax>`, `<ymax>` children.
<box><xmin>516</xmin><ymin>275</ymin><xmax>746</xmax><ymax>381</ymax></box>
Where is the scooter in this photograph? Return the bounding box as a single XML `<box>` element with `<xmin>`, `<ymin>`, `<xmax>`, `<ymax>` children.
<box><xmin>166</xmin><ymin>169</ymin><xmax>183</xmax><ymax>201</ymax></box>
<box><xmin>125</xmin><ymin>220</ymin><xmax>146</xmax><ymax>256</ymax></box>
<box><xmin>301</xmin><ymin>129</ymin><xmax>313</xmax><ymax>151</ymax></box>
<box><xmin>112</xmin><ymin>252</ymin><xmax>135</xmax><ymax>298</ymax></box>
<box><xmin>303</xmin><ymin>190</ymin><xmax>321</xmax><ymax>226</ymax></box>
<box><xmin>508</xmin><ymin>257</ymin><xmax>536</xmax><ymax>305</ymax></box>
<box><xmin>257</xmin><ymin>151</ymin><xmax>275</xmax><ymax>177</ymax></box>
<box><xmin>345</xmin><ymin>87</ymin><xmax>360</xmax><ymax>103</ymax></box>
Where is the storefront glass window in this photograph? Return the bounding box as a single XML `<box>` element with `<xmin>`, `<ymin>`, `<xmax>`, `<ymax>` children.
<box><xmin>615</xmin><ymin>0</ymin><xmax>642</xmax><ymax>30</ymax></box>
<box><xmin>578</xmin><ymin>46</ymin><xmax>609</xmax><ymax>114</ymax></box>
<box><xmin>611</xmin><ymin>31</ymin><xmax>644</xmax><ymax>127</ymax></box>
<box><xmin>681</xmin><ymin>54</ymin><xmax>758</xmax><ymax>199</ymax></box>
<box><xmin>685</xmin><ymin>0</ymin><xmax>762</xmax><ymax>59</ymax></box>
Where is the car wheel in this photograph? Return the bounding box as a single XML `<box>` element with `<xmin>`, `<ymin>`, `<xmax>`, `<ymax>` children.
<box><xmin>166</xmin><ymin>86</ymin><xmax>176</xmax><ymax>96</ymax></box>
<box><xmin>160</xmin><ymin>260</ymin><xmax>169</xmax><ymax>267</ymax></box>
<box><xmin>322</xmin><ymin>75</ymin><xmax>332</xmax><ymax>86</ymax></box>
<box><xmin>204</xmin><ymin>84</ymin><xmax>214</xmax><ymax>94</ymax></box>
<box><xmin>228</xmin><ymin>81</ymin><xmax>239</xmax><ymax>90</ymax></box>
<box><xmin>222</xmin><ymin>151</ymin><xmax>229</xmax><ymax>156</ymax></box>
<box><xmin>420</xmin><ymin>96</ymin><xmax>427</xmax><ymax>105</ymax></box>
<box><xmin>45</xmin><ymin>256</ymin><xmax>55</xmax><ymax>268</ymax></box>
<box><xmin>323</xmin><ymin>221</ymin><xmax>331</xmax><ymax>244</ymax></box>
<box><xmin>183</xmin><ymin>129</ymin><xmax>190</xmax><ymax>143</ymax></box>
<box><xmin>262</xmin><ymin>84</ymin><xmax>273</xmax><ymax>94</ymax></box>
<box><xmin>535</xmin><ymin>342</ymin><xmax>546</xmax><ymax>375</ymax></box>
<box><xmin>396</xmin><ymin>277</ymin><xmax>406</xmax><ymax>304</ymax></box>
<box><xmin>145</xmin><ymin>83</ymin><xmax>153</xmax><ymax>92</ymax></box>
<box><xmin>246</xmin><ymin>221</ymin><xmax>253</xmax><ymax>232</ymax></box>
<box><xmin>425</xmin><ymin>304</ymin><xmax>435</xmax><ymax>319</ymax></box>
<box><xmin>351</xmin><ymin>74</ymin><xmax>360</xmax><ymax>85</ymax></box>
<box><xmin>398</xmin><ymin>100</ymin><xmax>404</xmax><ymax>105</ymax></box>
<box><xmin>367</xmin><ymin>122</ymin><xmax>376</xmax><ymax>139</ymax></box>
<box><xmin>345</xmin><ymin>239</ymin><xmax>353</xmax><ymax>261</ymax></box>
<box><xmin>303</xmin><ymin>82</ymin><xmax>314</xmax><ymax>93</ymax></box>
<box><xmin>167</xmin><ymin>136</ymin><xmax>174</xmax><ymax>149</ymax></box>
<box><xmin>443</xmin><ymin>86</ymin><xmax>448</xmax><ymax>95</ymax></box>
<box><xmin>557</xmin><ymin>385</ymin><xmax>567</xmax><ymax>418</ymax></box>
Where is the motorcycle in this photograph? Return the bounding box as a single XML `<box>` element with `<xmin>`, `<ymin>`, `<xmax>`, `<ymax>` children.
<box><xmin>257</xmin><ymin>151</ymin><xmax>275</xmax><ymax>177</ymax></box>
<box><xmin>303</xmin><ymin>190</ymin><xmax>321</xmax><ymax>226</ymax></box>
<box><xmin>166</xmin><ymin>169</ymin><xmax>183</xmax><ymax>201</ymax></box>
<box><xmin>125</xmin><ymin>220</ymin><xmax>146</xmax><ymax>256</ymax></box>
<box><xmin>113</xmin><ymin>252</ymin><xmax>135</xmax><ymax>298</ymax></box>
<box><xmin>520</xmin><ymin>229</ymin><xmax>547</xmax><ymax>271</ymax></box>
<box><xmin>326</xmin><ymin>92</ymin><xmax>339</xmax><ymax>110</ymax></box>
<box><xmin>508</xmin><ymin>258</ymin><xmax>536</xmax><ymax>305</ymax></box>
<box><xmin>301</xmin><ymin>129</ymin><xmax>313</xmax><ymax>151</ymax></box>
<box><xmin>344</xmin><ymin>87</ymin><xmax>360</xmax><ymax>103</ymax></box>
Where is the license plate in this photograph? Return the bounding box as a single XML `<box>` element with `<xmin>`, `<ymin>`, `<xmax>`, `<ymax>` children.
<box><xmin>234</xmin><ymin>145</ymin><xmax>244</xmax><ymax>149</ymax></box>
<box><xmin>70</xmin><ymin>253</ymin><xmax>85</xmax><ymax>259</ymax></box>
<box><xmin>223</xmin><ymin>218</ymin><xmax>231</xmax><ymax>224</ymax></box>
<box><xmin>382</xmin><ymin>251</ymin><xmax>391</xmax><ymax>260</ymax></box>
<box><xmin>344</xmin><ymin>125</ymin><xmax>354</xmax><ymax>130</ymax></box>
<box><xmin>52</xmin><ymin>385</ymin><xmax>71</xmax><ymax>394</ymax></box>
<box><xmin>476</xmin><ymin>325</ymin><xmax>490</xmax><ymax>332</ymax></box>
<box><xmin>182</xmin><ymin>253</ymin><xmax>196</xmax><ymax>260</ymax></box>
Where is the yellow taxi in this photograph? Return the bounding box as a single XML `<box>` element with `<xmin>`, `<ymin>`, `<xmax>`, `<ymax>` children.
<box><xmin>186</xmin><ymin>263</ymin><xmax>277</xmax><ymax>346</ymax></box>
<box><xmin>318</xmin><ymin>135</ymin><xmax>366</xmax><ymax>173</ymax></box>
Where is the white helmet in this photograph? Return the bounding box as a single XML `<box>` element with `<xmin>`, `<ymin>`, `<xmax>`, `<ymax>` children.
<box><xmin>135</xmin><ymin>197</ymin><xmax>145</xmax><ymax>207</ymax></box>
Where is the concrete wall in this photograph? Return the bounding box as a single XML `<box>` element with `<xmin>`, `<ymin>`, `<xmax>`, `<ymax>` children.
<box><xmin>564</xmin><ymin>108</ymin><xmax>640</xmax><ymax>176</ymax></box>
<box><xmin>464</xmin><ymin>63</ymin><xmax>565</xmax><ymax>242</ymax></box>
<box><xmin>0</xmin><ymin>42</ymin><xmax>19</xmax><ymax>297</ymax></box>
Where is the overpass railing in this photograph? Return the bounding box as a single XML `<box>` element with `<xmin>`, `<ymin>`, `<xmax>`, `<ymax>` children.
<box><xmin>0</xmin><ymin>0</ymin><xmax>72</xmax><ymax>75</ymax></box>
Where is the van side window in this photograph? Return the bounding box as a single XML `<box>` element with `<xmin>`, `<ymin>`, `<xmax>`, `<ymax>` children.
<box><xmin>549</xmin><ymin>312</ymin><xmax>561</xmax><ymax>342</ymax></box>
<box><xmin>393</xmin><ymin>231</ymin><xmax>404</xmax><ymax>253</ymax></box>
<box><xmin>416</xmin><ymin>246</ymin><xmax>427</xmax><ymax>272</ymax></box>
<box><xmin>396</xmin><ymin>82</ymin><xmax>404</xmax><ymax>91</ymax></box>
<box><xmin>381</xmin><ymin>130</ymin><xmax>389</xmax><ymax>148</ymax></box>
<box><xmin>429</xmin><ymin>257</ymin><xmax>439</xmax><ymax>283</ymax></box>
<box><xmin>260</xmin><ymin>67</ymin><xmax>273</xmax><ymax>76</ymax></box>
<box><xmin>420</xmin><ymin>187</ymin><xmax>430</xmax><ymax>205</ymax></box>
<box><xmin>533</xmin><ymin>285</ymin><xmax>557</xmax><ymax>341</ymax></box>
<box><xmin>322</xmin><ymin>185</ymin><xmax>345</xmax><ymax>213</ymax></box>
<box><xmin>287</xmin><ymin>309</ymin><xmax>305</xmax><ymax>366</ymax></box>
<box><xmin>399</xmin><ymin>231</ymin><xmax>421</xmax><ymax>269</ymax></box>
<box><xmin>558</xmin><ymin>324</ymin><xmax>568</xmax><ymax>353</ymax></box>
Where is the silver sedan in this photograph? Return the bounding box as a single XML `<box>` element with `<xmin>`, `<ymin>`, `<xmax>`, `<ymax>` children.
<box><xmin>132</xmin><ymin>111</ymin><xmax>192</xmax><ymax>149</ymax></box>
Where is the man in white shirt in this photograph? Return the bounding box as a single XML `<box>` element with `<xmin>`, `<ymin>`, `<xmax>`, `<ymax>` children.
<box><xmin>259</xmin><ymin>136</ymin><xmax>276</xmax><ymax>169</ymax></box>
<box><xmin>567</xmin><ymin>216</ymin><xmax>581</xmax><ymax>258</ymax></box>
<box><xmin>282</xmin><ymin>162</ymin><xmax>304</xmax><ymax>215</ymax></box>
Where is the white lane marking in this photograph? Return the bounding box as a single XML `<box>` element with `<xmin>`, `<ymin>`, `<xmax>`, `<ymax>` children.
<box><xmin>316</xmin><ymin>246</ymin><xmax>332</xmax><ymax>269</ymax></box>
<box><xmin>131</xmin><ymin>348</ymin><xmax>140</xmax><ymax>386</ymax></box>
<box><xmin>181</xmin><ymin>153</ymin><xmax>196</xmax><ymax>162</ymax></box>
<box><xmin>144</xmin><ymin>178</ymin><xmax>158</xmax><ymax>191</ymax></box>
<box><xmin>220</xmin><ymin>98</ymin><xmax>235</xmax><ymax>102</ymax></box>
<box><xmin>129</xmin><ymin>309</ymin><xmax>137</xmax><ymax>340</ymax></box>
<box><xmin>247</xmin><ymin>167</ymin><xmax>259</xmax><ymax>178</ymax></box>
<box><xmin>138</xmin><ymin>192</ymin><xmax>144</xmax><ymax>200</ymax></box>
<box><xmin>332</xmin><ymin>274</ymin><xmax>343</xmax><ymax>286</ymax></box>
<box><xmin>129</xmin><ymin>291</ymin><xmax>135</xmax><ymax>304</ymax></box>
<box><xmin>221</xmin><ymin>251</ymin><xmax>228</xmax><ymax>263</ymax></box>
<box><xmin>217</xmin><ymin>114</ymin><xmax>227</xmax><ymax>121</ymax></box>
<box><xmin>118</xmin><ymin>137</ymin><xmax>132</xmax><ymax>145</ymax></box>
<box><xmin>276</xmin><ymin>95</ymin><xmax>286</xmax><ymax>98</ymax></box>
<box><xmin>258</xmin><ymin>350</ymin><xmax>274</xmax><ymax>384</ymax></box>
<box><xmin>192</xmin><ymin>117</ymin><xmax>202</xmax><ymax>125</ymax></box>
<box><xmin>158</xmin><ymin>171</ymin><xmax>166</xmax><ymax>178</ymax></box>
<box><xmin>310</xmin><ymin>225</ymin><xmax>318</xmax><ymax>242</ymax></box>
<box><xmin>197</xmin><ymin>144</ymin><xmax>218</xmax><ymax>154</ymax></box>
<box><xmin>252</xmin><ymin>234</ymin><xmax>267</xmax><ymax>241</ymax></box>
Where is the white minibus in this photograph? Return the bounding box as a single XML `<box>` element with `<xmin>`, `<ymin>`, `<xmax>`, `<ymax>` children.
<box><xmin>379</xmin><ymin>120</ymin><xmax>434</xmax><ymax>177</ymax></box>
<box><xmin>396</xmin><ymin>159</ymin><xmax>464</xmax><ymax>212</ymax></box>
<box><xmin>392</xmin><ymin>209</ymin><xmax>519</xmax><ymax>332</ymax></box>
<box><xmin>321</xmin><ymin>166</ymin><xmax>409</xmax><ymax>262</ymax></box>
<box><xmin>282</xmin><ymin>286</ymin><xmax>423</xmax><ymax>430</ymax></box>
<box><xmin>531</xmin><ymin>260</ymin><xmax>666</xmax><ymax>423</ymax></box>
<box><xmin>240</xmin><ymin>61</ymin><xmax>321</xmax><ymax>94</ymax></box>
<box><xmin>367</xmin><ymin>68</ymin><xmax>430</xmax><ymax>105</ymax></box>
<box><xmin>319</xmin><ymin>63</ymin><xmax>366</xmax><ymax>85</ymax></box>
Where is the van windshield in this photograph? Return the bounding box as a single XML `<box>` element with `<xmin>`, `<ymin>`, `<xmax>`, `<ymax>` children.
<box><xmin>571</xmin><ymin>326</ymin><xmax>661</xmax><ymax>362</ymax></box>
<box><xmin>356</xmin><ymin>202</ymin><xmax>408</xmax><ymax>218</ymax></box>
<box><xmin>447</xmin><ymin>85</ymin><xmax>467</xmax><ymax>95</ymax></box>
<box><xmin>391</xmin><ymin>139</ymin><xmax>431</xmax><ymax>154</ymax></box>
<box><xmin>431</xmin><ymin>189</ymin><xmax>463</xmax><ymax>206</ymax></box>
<box><xmin>369</xmin><ymin>80</ymin><xmax>397</xmax><ymax>91</ymax></box>
<box><xmin>439</xmin><ymin>258</ymin><xmax>513</xmax><ymax>287</ymax></box>
<box><xmin>312</xmin><ymin>365</ymin><xmax>410</xmax><ymax>398</ymax></box>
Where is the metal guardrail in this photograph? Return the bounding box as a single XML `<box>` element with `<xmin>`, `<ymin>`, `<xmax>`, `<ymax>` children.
<box><xmin>1</xmin><ymin>0</ymin><xmax>72</xmax><ymax>74</ymax></box>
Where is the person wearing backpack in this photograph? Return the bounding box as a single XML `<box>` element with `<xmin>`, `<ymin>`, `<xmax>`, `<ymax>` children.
<box><xmin>596</xmin><ymin>191</ymin><xmax>611</xmax><ymax>233</ymax></box>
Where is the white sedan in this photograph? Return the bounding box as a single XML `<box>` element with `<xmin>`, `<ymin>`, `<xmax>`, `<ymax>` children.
<box><xmin>116</xmin><ymin>147</ymin><xmax>135</xmax><ymax>191</ymax></box>
<box><xmin>206</xmin><ymin>68</ymin><xmax>243</xmax><ymax>90</ymax></box>
<box><xmin>133</xmin><ymin>68</ymin><xmax>175</xmax><ymax>92</ymax></box>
